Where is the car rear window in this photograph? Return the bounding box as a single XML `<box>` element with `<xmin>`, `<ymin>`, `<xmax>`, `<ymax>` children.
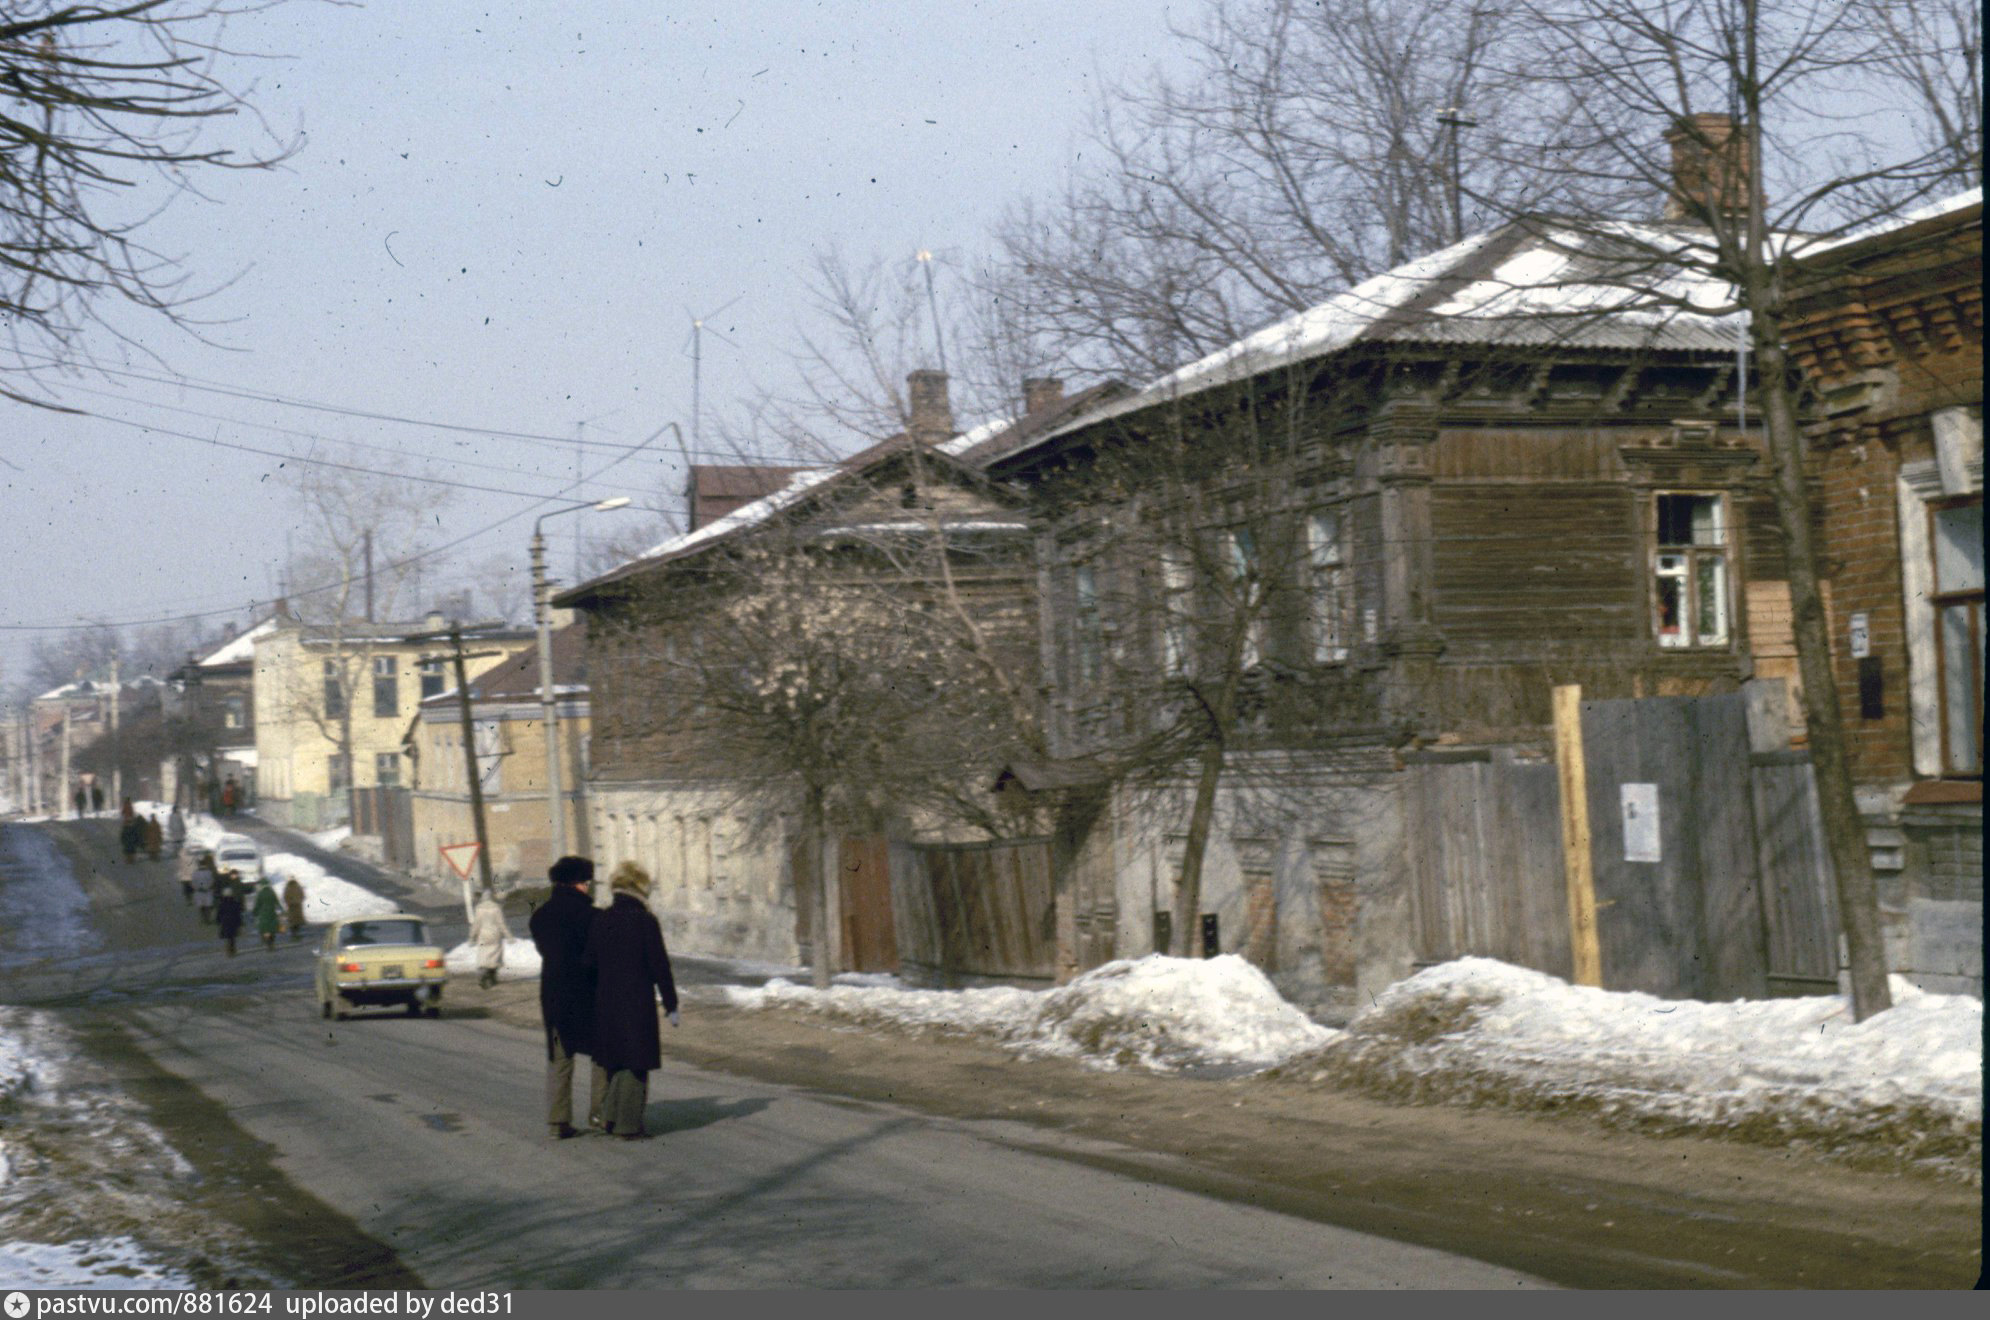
<box><xmin>220</xmin><ymin>850</ymin><xmax>257</xmax><ymax>863</ymax></box>
<box><xmin>340</xmin><ymin>919</ymin><xmax>426</xmax><ymax>947</ymax></box>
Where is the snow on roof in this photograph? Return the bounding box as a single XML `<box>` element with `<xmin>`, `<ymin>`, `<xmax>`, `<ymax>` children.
<box><xmin>573</xmin><ymin>410</ymin><xmax>1025</xmax><ymax>593</ymax></box>
<box><xmin>996</xmin><ymin>218</ymin><xmax>1756</xmax><ymax>467</ymax></box>
<box><xmin>1796</xmin><ymin>186</ymin><xmax>1982</xmax><ymax>263</ymax></box>
<box><xmin>198</xmin><ymin>618</ymin><xmax>278</xmax><ymax>666</ymax></box>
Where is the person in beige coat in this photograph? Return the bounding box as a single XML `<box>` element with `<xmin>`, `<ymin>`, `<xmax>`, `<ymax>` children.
<box><xmin>470</xmin><ymin>891</ymin><xmax>510</xmax><ymax>990</ymax></box>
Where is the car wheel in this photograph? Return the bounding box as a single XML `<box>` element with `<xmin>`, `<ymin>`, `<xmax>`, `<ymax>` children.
<box><xmin>406</xmin><ymin>999</ymin><xmax>422</xmax><ymax>1018</ymax></box>
<box><xmin>425</xmin><ymin>1005</ymin><xmax>441</xmax><ymax>1019</ymax></box>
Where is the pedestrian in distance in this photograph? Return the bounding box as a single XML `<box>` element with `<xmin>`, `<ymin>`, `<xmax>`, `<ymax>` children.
<box><xmin>283</xmin><ymin>876</ymin><xmax>307</xmax><ymax>939</ymax></box>
<box><xmin>72</xmin><ymin>786</ymin><xmax>86</xmax><ymax>819</ymax></box>
<box><xmin>581</xmin><ymin>861</ymin><xmax>678</xmax><ymax>1142</ymax></box>
<box><xmin>470</xmin><ymin>890</ymin><xmax>509</xmax><ymax>990</ymax></box>
<box><xmin>143</xmin><ymin>813</ymin><xmax>163</xmax><ymax>862</ymax></box>
<box><xmin>120</xmin><ymin>796</ymin><xmax>134</xmax><ymax>822</ymax></box>
<box><xmin>193</xmin><ymin>851</ymin><xmax>216</xmax><ymax>923</ymax></box>
<box><xmin>175</xmin><ymin>847</ymin><xmax>199</xmax><ymax>906</ymax></box>
<box><xmin>166</xmin><ymin>806</ymin><xmax>186</xmax><ymax>857</ymax></box>
<box><xmin>118</xmin><ymin>813</ymin><xmax>144</xmax><ymax>864</ymax></box>
<box><xmin>220</xmin><ymin>777</ymin><xmax>239</xmax><ymax>816</ymax></box>
<box><xmin>251</xmin><ymin>878</ymin><xmax>281</xmax><ymax>952</ymax></box>
<box><xmin>90</xmin><ymin>783</ymin><xmax>104</xmax><ymax>815</ymax></box>
<box><xmin>214</xmin><ymin>871</ymin><xmax>245</xmax><ymax>956</ymax></box>
<box><xmin>528</xmin><ymin>855</ymin><xmax>605</xmax><ymax>1140</ymax></box>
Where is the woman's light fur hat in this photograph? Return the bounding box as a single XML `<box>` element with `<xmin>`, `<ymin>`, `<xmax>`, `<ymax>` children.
<box><xmin>608</xmin><ymin>860</ymin><xmax>652</xmax><ymax>897</ymax></box>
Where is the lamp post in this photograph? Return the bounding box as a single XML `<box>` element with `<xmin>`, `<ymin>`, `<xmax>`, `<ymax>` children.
<box><xmin>531</xmin><ymin>497</ymin><xmax>630</xmax><ymax>862</ymax></box>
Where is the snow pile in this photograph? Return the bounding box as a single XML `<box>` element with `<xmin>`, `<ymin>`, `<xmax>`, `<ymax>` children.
<box><xmin>1295</xmin><ymin>958</ymin><xmax>1982</xmax><ymax>1180</ymax></box>
<box><xmin>444</xmin><ymin>936</ymin><xmax>543</xmax><ymax>981</ymax></box>
<box><xmin>725</xmin><ymin>955</ymin><xmax>1338</xmax><ymax>1074</ymax></box>
<box><xmin>260</xmin><ymin>853</ymin><xmax>398</xmax><ymax>923</ymax></box>
<box><xmin>307</xmin><ymin>824</ymin><xmax>353</xmax><ymax>851</ymax></box>
<box><xmin>0</xmin><ymin>1010</ymin><xmax>269</xmax><ymax>1288</ymax></box>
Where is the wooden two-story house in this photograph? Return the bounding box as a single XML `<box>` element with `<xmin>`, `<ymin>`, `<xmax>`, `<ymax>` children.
<box><xmin>986</xmin><ymin>210</ymin><xmax>1821</xmax><ymax>1013</ymax></box>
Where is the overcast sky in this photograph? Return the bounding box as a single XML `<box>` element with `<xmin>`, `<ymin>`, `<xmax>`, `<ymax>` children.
<box><xmin>1</xmin><ymin>0</ymin><xmax>1187</xmax><ymax>689</ymax></box>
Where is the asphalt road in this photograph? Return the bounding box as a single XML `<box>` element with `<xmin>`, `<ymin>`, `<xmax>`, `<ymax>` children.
<box><xmin>7</xmin><ymin>820</ymin><xmax>1549</xmax><ymax>1289</ymax></box>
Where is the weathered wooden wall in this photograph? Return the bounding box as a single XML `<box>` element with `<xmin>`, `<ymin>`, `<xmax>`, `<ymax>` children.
<box><xmin>890</xmin><ymin>837</ymin><xmax>1056</xmax><ymax>985</ymax></box>
<box><xmin>1405</xmin><ymin>749</ymin><xmax>1573</xmax><ymax>978</ymax></box>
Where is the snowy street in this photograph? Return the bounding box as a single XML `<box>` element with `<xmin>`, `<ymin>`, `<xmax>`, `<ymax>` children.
<box><xmin>1</xmin><ymin>816</ymin><xmax>1980</xmax><ymax>1288</ymax></box>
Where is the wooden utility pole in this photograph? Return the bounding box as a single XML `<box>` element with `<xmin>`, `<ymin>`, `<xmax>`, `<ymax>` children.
<box><xmin>109</xmin><ymin>652</ymin><xmax>121</xmax><ymax>810</ymax></box>
<box><xmin>1553</xmin><ymin>684</ymin><xmax>1602</xmax><ymax>986</ymax></box>
<box><xmin>419</xmin><ymin>624</ymin><xmax>503</xmax><ymax>900</ymax></box>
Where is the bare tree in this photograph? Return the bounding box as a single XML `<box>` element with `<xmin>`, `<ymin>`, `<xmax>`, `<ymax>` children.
<box><xmin>1482</xmin><ymin>0</ymin><xmax>1981</xmax><ymax>1019</ymax></box>
<box><xmin>0</xmin><ymin>1</ymin><xmax>306</xmax><ymax>405</ymax></box>
<box><xmin>281</xmin><ymin>448</ymin><xmax>450</xmax><ymax>796</ymax></box>
<box><xmin>982</xmin><ymin>0</ymin><xmax>1625</xmax><ymax>381</ymax></box>
<box><xmin>1853</xmin><ymin>0</ymin><xmax>1981</xmax><ymax>188</ymax></box>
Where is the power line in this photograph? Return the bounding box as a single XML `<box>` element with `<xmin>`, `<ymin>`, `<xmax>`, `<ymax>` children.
<box><xmin>0</xmin><ymin>422</ymin><xmax>674</xmax><ymax>634</ymax></box>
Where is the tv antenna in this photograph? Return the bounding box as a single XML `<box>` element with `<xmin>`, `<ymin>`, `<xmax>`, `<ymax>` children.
<box><xmin>684</xmin><ymin>297</ymin><xmax>744</xmax><ymax>453</ymax></box>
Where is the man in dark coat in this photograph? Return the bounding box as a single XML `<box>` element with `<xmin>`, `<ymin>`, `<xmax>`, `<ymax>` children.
<box><xmin>214</xmin><ymin>871</ymin><xmax>245</xmax><ymax>956</ymax></box>
<box><xmin>118</xmin><ymin>813</ymin><xmax>144</xmax><ymax>864</ymax></box>
<box><xmin>582</xmin><ymin>861</ymin><xmax>678</xmax><ymax>1140</ymax></box>
<box><xmin>529</xmin><ymin>855</ymin><xmax>604</xmax><ymax>1140</ymax></box>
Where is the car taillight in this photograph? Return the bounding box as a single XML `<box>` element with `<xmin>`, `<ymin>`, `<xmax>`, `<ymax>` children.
<box><xmin>424</xmin><ymin>958</ymin><xmax>445</xmax><ymax>969</ymax></box>
<box><xmin>339</xmin><ymin>962</ymin><xmax>363</xmax><ymax>973</ymax></box>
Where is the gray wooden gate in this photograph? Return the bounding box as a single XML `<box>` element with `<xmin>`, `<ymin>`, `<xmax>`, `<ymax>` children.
<box><xmin>1408</xmin><ymin>690</ymin><xmax>1841</xmax><ymax>1000</ymax></box>
<box><xmin>890</xmin><ymin>838</ymin><xmax>1056</xmax><ymax>986</ymax></box>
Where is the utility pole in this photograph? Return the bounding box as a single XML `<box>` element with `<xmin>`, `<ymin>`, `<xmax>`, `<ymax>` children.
<box><xmin>415</xmin><ymin>623</ymin><xmax>504</xmax><ymax>900</ymax></box>
<box><xmin>59</xmin><ymin>694</ymin><xmax>71</xmax><ymax>816</ymax></box>
<box><xmin>109</xmin><ymin>651</ymin><xmax>121</xmax><ymax>810</ymax></box>
<box><xmin>531</xmin><ymin>497</ymin><xmax>629</xmax><ymax>862</ymax></box>
<box><xmin>364</xmin><ymin>530</ymin><xmax>375</xmax><ymax>623</ymax></box>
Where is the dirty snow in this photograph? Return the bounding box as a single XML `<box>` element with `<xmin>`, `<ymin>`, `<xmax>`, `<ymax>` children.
<box><xmin>723</xmin><ymin>952</ymin><xmax>1981</xmax><ymax>1178</ymax></box>
<box><xmin>444</xmin><ymin>936</ymin><xmax>543</xmax><ymax>981</ymax></box>
<box><xmin>725</xmin><ymin>954</ymin><xmax>1336</xmax><ymax>1074</ymax></box>
<box><xmin>1296</xmin><ymin>957</ymin><xmax>1982</xmax><ymax>1180</ymax></box>
<box><xmin>0</xmin><ymin>823</ymin><xmax>103</xmax><ymax>968</ymax></box>
<box><xmin>306</xmin><ymin>824</ymin><xmax>353</xmax><ymax>851</ymax></box>
<box><xmin>0</xmin><ymin>1009</ymin><xmax>276</xmax><ymax>1288</ymax></box>
<box><xmin>260</xmin><ymin>854</ymin><xmax>399</xmax><ymax>923</ymax></box>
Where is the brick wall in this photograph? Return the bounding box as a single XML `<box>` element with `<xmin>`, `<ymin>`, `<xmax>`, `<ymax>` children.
<box><xmin>1817</xmin><ymin>433</ymin><xmax>1914</xmax><ymax>784</ymax></box>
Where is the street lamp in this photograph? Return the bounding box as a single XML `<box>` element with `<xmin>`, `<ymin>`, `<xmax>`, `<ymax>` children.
<box><xmin>531</xmin><ymin>496</ymin><xmax>631</xmax><ymax>863</ymax></box>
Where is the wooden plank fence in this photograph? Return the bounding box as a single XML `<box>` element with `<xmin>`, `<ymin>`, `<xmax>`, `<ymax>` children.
<box><xmin>890</xmin><ymin>838</ymin><xmax>1056</xmax><ymax>986</ymax></box>
<box><xmin>1409</xmin><ymin>687</ymin><xmax>1842</xmax><ymax>1001</ymax></box>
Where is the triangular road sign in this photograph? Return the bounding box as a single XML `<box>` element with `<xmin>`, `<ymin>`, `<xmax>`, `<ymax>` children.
<box><xmin>439</xmin><ymin>841</ymin><xmax>483</xmax><ymax>880</ymax></box>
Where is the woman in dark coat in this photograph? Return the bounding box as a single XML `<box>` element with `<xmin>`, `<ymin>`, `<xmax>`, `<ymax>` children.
<box><xmin>581</xmin><ymin>861</ymin><xmax>678</xmax><ymax>1140</ymax></box>
<box><xmin>118</xmin><ymin>814</ymin><xmax>144</xmax><ymax>864</ymax></box>
<box><xmin>214</xmin><ymin>871</ymin><xmax>245</xmax><ymax>956</ymax></box>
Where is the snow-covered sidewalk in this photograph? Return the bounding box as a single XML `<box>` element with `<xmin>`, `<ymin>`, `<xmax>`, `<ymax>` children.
<box><xmin>723</xmin><ymin>953</ymin><xmax>1982</xmax><ymax>1181</ymax></box>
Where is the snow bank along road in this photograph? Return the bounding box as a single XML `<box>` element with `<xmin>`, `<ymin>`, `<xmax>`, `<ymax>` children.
<box><xmin>3</xmin><ymin>820</ymin><xmax>1545</xmax><ymax>1289</ymax></box>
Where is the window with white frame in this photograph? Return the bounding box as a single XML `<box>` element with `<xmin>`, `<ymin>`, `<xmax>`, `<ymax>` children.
<box><xmin>374</xmin><ymin>751</ymin><xmax>402</xmax><ymax>788</ymax></box>
<box><xmin>222</xmin><ymin>694</ymin><xmax>247</xmax><ymax>730</ymax></box>
<box><xmin>372</xmin><ymin>655</ymin><xmax>399</xmax><ymax>718</ymax></box>
<box><xmin>1307</xmin><ymin>510</ymin><xmax>1349</xmax><ymax>662</ymax></box>
<box><xmin>327</xmin><ymin>753</ymin><xmax>350</xmax><ymax>793</ymax></box>
<box><xmin>1652</xmin><ymin>493</ymin><xmax>1730</xmax><ymax>648</ymax></box>
<box><xmin>323</xmin><ymin>659</ymin><xmax>345</xmax><ymax>718</ymax></box>
<box><xmin>1930</xmin><ymin>497</ymin><xmax>1983</xmax><ymax>774</ymax></box>
<box><xmin>419</xmin><ymin>659</ymin><xmax>446</xmax><ymax>699</ymax></box>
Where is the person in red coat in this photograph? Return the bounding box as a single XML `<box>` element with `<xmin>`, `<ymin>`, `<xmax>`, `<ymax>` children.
<box><xmin>581</xmin><ymin>861</ymin><xmax>678</xmax><ymax>1140</ymax></box>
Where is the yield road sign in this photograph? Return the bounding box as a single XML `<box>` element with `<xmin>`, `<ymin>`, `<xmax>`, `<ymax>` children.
<box><xmin>440</xmin><ymin>841</ymin><xmax>483</xmax><ymax>880</ymax></box>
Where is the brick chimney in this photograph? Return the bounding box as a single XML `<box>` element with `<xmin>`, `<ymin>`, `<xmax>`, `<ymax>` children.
<box><xmin>1022</xmin><ymin>377</ymin><xmax>1064</xmax><ymax>415</ymax></box>
<box><xmin>1664</xmin><ymin>113</ymin><xmax>1752</xmax><ymax>222</ymax></box>
<box><xmin>906</xmin><ymin>369</ymin><xmax>953</xmax><ymax>447</ymax></box>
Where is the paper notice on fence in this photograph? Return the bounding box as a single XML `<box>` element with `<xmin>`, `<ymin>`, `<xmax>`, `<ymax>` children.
<box><xmin>1621</xmin><ymin>782</ymin><xmax>1661</xmax><ymax>863</ymax></box>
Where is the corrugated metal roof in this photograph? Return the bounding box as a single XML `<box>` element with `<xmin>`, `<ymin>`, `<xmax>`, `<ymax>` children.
<box><xmin>991</xmin><ymin>216</ymin><xmax>1759</xmax><ymax>466</ymax></box>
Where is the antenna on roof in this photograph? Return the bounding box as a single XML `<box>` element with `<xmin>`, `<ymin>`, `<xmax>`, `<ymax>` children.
<box><xmin>684</xmin><ymin>297</ymin><xmax>744</xmax><ymax>455</ymax></box>
<box><xmin>915</xmin><ymin>249</ymin><xmax>948</xmax><ymax>375</ymax></box>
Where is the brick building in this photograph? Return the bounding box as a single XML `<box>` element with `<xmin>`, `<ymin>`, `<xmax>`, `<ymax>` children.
<box><xmin>1784</xmin><ymin>187</ymin><xmax>1982</xmax><ymax>992</ymax></box>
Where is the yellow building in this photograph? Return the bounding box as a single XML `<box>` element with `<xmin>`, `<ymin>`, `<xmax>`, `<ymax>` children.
<box><xmin>252</xmin><ymin>614</ymin><xmax>532</xmax><ymax>829</ymax></box>
<box><xmin>409</xmin><ymin>625</ymin><xmax>591</xmax><ymax>886</ymax></box>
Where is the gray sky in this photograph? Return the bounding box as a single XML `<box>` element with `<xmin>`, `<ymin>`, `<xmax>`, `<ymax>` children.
<box><xmin>1</xmin><ymin>0</ymin><xmax>1185</xmax><ymax>686</ymax></box>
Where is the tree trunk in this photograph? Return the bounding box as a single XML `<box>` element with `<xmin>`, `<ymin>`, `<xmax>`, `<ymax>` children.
<box><xmin>802</xmin><ymin>784</ymin><xmax>834</xmax><ymax>989</ymax></box>
<box><xmin>1170</xmin><ymin>739</ymin><xmax>1226</xmax><ymax>957</ymax></box>
<box><xmin>1754</xmin><ymin>327</ymin><xmax>1892</xmax><ymax>1021</ymax></box>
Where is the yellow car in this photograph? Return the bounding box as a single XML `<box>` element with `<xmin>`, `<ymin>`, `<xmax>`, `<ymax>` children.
<box><xmin>317</xmin><ymin>914</ymin><xmax>448</xmax><ymax>1020</ymax></box>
